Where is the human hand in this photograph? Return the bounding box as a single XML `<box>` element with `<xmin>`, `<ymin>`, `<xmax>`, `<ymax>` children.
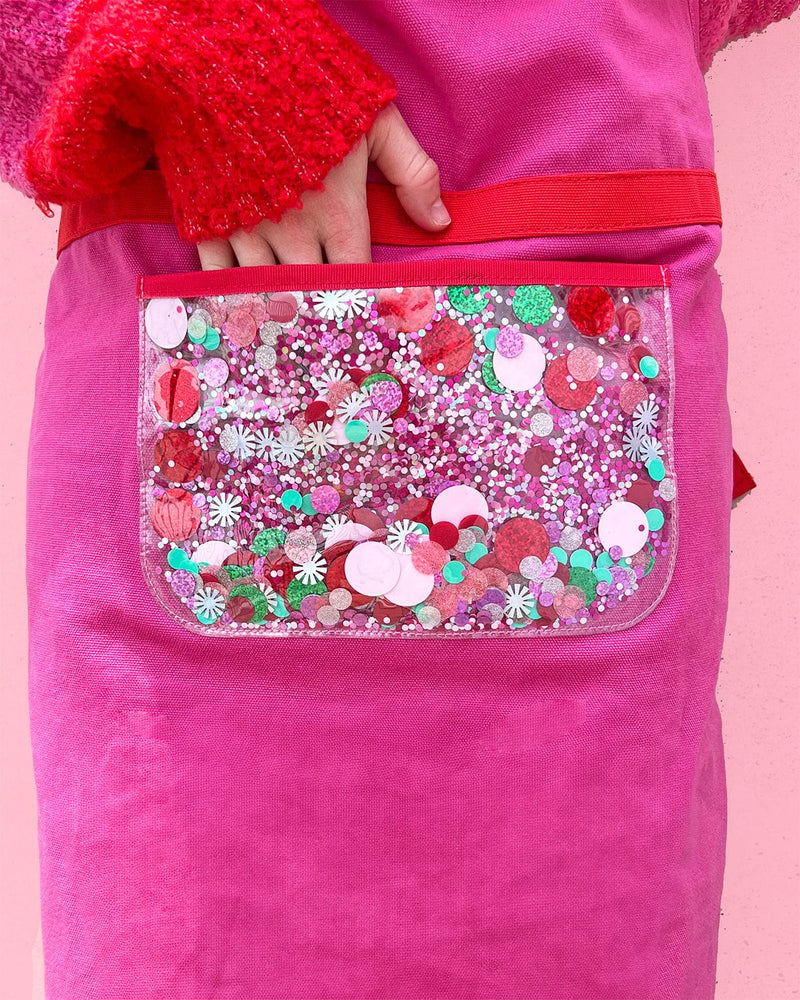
<box><xmin>197</xmin><ymin>102</ymin><xmax>450</xmax><ymax>269</ymax></box>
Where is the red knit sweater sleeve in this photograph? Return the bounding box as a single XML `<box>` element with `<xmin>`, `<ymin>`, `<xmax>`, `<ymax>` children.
<box><xmin>23</xmin><ymin>0</ymin><xmax>397</xmax><ymax>241</ymax></box>
<box><xmin>698</xmin><ymin>0</ymin><xmax>799</xmax><ymax>72</ymax></box>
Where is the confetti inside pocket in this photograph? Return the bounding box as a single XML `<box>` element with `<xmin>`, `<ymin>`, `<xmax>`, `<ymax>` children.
<box><xmin>138</xmin><ymin>259</ymin><xmax>677</xmax><ymax>637</ymax></box>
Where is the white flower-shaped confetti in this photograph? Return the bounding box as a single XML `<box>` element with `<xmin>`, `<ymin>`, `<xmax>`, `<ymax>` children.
<box><xmin>632</xmin><ymin>398</ymin><xmax>659</xmax><ymax>433</ymax></box>
<box><xmin>321</xmin><ymin>513</ymin><xmax>349</xmax><ymax>539</ymax></box>
<box><xmin>336</xmin><ymin>390</ymin><xmax>369</xmax><ymax>422</ymax></box>
<box><xmin>310</xmin><ymin>362</ymin><xmax>346</xmax><ymax>393</ymax></box>
<box><xmin>638</xmin><ymin>434</ymin><xmax>664</xmax><ymax>463</ymax></box>
<box><xmin>311</xmin><ymin>289</ymin><xmax>369</xmax><ymax>321</ymax></box>
<box><xmin>622</xmin><ymin>426</ymin><xmax>647</xmax><ymax>462</ymax></box>
<box><xmin>504</xmin><ymin>583</ymin><xmax>536</xmax><ymax>619</ymax></box>
<box><xmin>256</xmin><ymin>582</ymin><xmax>279</xmax><ymax>612</ymax></box>
<box><xmin>219</xmin><ymin>423</ymin><xmax>256</xmax><ymax>461</ymax></box>
<box><xmin>194</xmin><ymin>587</ymin><xmax>226</xmax><ymax>621</ymax></box>
<box><xmin>387</xmin><ymin>519</ymin><xmax>426</xmax><ymax>552</ymax></box>
<box><xmin>302</xmin><ymin>421</ymin><xmax>336</xmax><ymax>457</ymax></box>
<box><xmin>293</xmin><ymin>552</ymin><xmax>327</xmax><ymax>585</ymax></box>
<box><xmin>271</xmin><ymin>424</ymin><xmax>305</xmax><ymax>465</ymax></box>
<box><xmin>252</xmin><ymin>427</ymin><xmax>277</xmax><ymax>459</ymax></box>
<box><xmin>362</xmin><ymin>408</ymin><xmax>393</xmax><ymax>446</ymax></box>
<box><xmin>207</xmin><ymin>492</ymin><xmax>242</xmax><ymax>527</ymax></box>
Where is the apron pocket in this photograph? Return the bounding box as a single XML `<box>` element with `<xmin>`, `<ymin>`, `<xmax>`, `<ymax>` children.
<box><xmin>137</xmin><ymin>259</ymin><xmax>676</xmax><ymax>637</ymax></box>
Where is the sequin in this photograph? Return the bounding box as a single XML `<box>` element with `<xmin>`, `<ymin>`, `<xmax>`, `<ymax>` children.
<box><xmin>419</xmin><ymin>317</ymin><xmax>475</xmax><ymax>376</ymax></box>
<box><xmin>448</xmin><ymin>285</ymin><xmax>489</xmax><ymax>316</ymax></box>
<box><xmin>492</xmin><ymin>335</ymin><xmax>547</xmax><ymax>392</ymax></box>
<box><xmin>512</xmin><ymin>285</ymin><xmax>554</xmax><ymax>325</ymax></box>
<box><xmin>566</xmin><ymin>287</ymin><xmax>615</xmax><ymax>338</ymax></box>
<box><xmin>145</xmin><ymin>297</ymin><xmax>188</xmax><ymax>349</ymax></box>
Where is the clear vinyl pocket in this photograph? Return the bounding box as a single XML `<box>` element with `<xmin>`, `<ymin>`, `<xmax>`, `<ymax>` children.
<box><xmin>137</xmin><ymin>259</ymin><xmax>677</xmax><ymax>637</ymax></box>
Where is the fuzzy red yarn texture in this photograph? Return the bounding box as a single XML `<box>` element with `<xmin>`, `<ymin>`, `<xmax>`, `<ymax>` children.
<box><xmin>23</xmin><ymin>0</ymin><xmax>398</xmax><ymax>241</ymax></box>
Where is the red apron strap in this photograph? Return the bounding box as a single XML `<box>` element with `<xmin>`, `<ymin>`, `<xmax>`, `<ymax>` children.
<box><xmin>57</xmin><ymin>167</ymin><xmax>722</xmax><ymax>256</ymax></box>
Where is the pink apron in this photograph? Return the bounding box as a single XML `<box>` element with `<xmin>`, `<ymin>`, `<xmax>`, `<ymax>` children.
<box><xmin>27</xmin><ymin>1</ymin><xmax>732</xmax><ymax>996</ymax></box>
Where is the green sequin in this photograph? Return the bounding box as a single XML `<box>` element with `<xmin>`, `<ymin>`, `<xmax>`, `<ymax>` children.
<box><xmin>569</xmin><ymin>549</ymin><xmax>593</xmax><ymax>570</ymax></box>
<box><xmin>286</xmin><ymin>579</ymin><xmax>327</xmax><ymax>610</ymax></box>
<box><xmin>447</xmin><ymin>285</ymin><xmax>489</xmax><ymax>315</ymax></box>
<box><xmin>273</xmin><ymin>594</ymin><xmax>290</xmax><ymax>618</ymax></box>
<box><xmin>483</xmin><ymin>327</ymin><xmax>499</xmax><ymax>351</ymax></box>
<box><xmin>639</xmin><ymin>355</ymin><xmax>660</xmax><ymax>378</ymax></box>
<box><xmin>646</xmin><ymin>508</ymin><xmax>665</xmax><ymax>531</ymax></box>
<box><xmin>443</xmin><ymin>560</ymin><xmax>466</xmax><ymax>583</ymax></box>
<box><xmin>301</xmin><ymin>494</ymin><xmax>316</xmax><ymax>515</ymax></box>
<box><xmin>252</xmin><ymin>528</ymin><xmax>286</xmax><ymax>556</ymax></box>
<box><xmin>225</xmin><ymin>565</ymin><xmax>252</xmax><ymax>580</ymax></box>
<box><xmin>647</xmin><ymin>458</ymin><xmax>666</xmax><ymax>482</ymax></box>
<box><xmin>228</xmin><ymin>583</ymin><xmax>270</xmax><ymax>624</ymax></box>
<box><xmin>568</xmin><ymin>566</ymin><xmax>598</xmax><ymax>605</ymax></box>
<box><xmin>551</xmin><ymin>546</ymin><xmax>568</xmax><ymax>564</ymax></box>
<box><xmin>481</xmin><ymin>356</ymin><xmax>506</xmax><ymax>393</ymax></box>
<box><xmin>203</xmin><ymin>329</ymin><xmax>221</xmax><ymax>351</ymax></box>
<box><xmin>345</xmin><ymin>419</ymin><xmax>369</xmax><ymax>443</ymax></box>
<box><xmin>281</xmin><ymin>488</ymin><xmax>303</xmax><ymax>511</ymax></box>
<box><xmin>512</xmin><ymin>285</ymin><xmax>554</xmax><ymax>325</ymax></box>
<box><xmin>361</xmin><ymin>372</ymin><xmax>398</xmax><ymax>390</ymax></box>
<box><xmin>168</xmin><ymin>547</ymin><xmax>198</xmax><ymax>573</ymax></box>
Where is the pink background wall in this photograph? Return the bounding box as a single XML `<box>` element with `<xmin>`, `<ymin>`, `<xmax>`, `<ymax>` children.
<box><xmin>0</xmin><ymin>20</ymin><xmax>797</xmax><ymax>999</ymax></box>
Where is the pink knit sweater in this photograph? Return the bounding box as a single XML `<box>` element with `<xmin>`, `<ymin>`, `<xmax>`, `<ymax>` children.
<box><xmin>0</xmin><ymin>0</ymin><xmax>797</xmax><ymax>239</ymax></box>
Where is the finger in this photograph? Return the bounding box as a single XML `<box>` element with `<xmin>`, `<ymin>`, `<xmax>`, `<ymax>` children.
<box><xmin>228</xmin><ymin>230</ymin><xmax>277</xmax><ymax>267</ymax></box>
<box><xmin>264</xmin><ymin>225</ymin><xmax>325</xmax><ymax>265</ymax></box>
<box><xmin>197</xmin><ymin>238</ymin><xmax>236</xmax><ymax>271</ymax></box>
<box><xmin>368</xmin><ymin>103</ymin><xmax>450</xmax><ymax>231</ymax></box>
<box><xmin>322</xmin><ymin>200</ymin><xmax>372</xmax><ymax>264</ymax></box>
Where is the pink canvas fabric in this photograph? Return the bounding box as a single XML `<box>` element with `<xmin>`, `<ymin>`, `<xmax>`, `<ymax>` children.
<box><xmin>27</xmin><ymin>1</ymin><xmax>737</xmax><ymax>997</ymax></box>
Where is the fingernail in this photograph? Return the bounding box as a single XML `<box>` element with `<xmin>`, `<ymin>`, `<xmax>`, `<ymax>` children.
<box><xmin>430</xmin><ymin>198</ymin><xmax>451</xmax><ymax>226</ymax></box>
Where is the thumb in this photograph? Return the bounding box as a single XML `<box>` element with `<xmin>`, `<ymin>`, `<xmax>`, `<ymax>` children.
<box><xmin>367</xmin><ymin>103</ymin><xmax>451</xmax><ymax>231</ymax></box>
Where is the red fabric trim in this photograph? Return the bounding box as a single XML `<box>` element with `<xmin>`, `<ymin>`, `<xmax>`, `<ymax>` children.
<box><xmin>366</xmin><ymin>169</ymin><xmax>722</xmax><ymax>246</ymax></box>
<box><xmin>139</xmin><ymin>259</ymin><xmax>670</xmax><ymax>299</ymax></box>
<box><xmin>732</xmin><ymin>448</ymin><xmax>757</xmax><ymax>502</ymax></box>
<box><xmin>58</xmin><ymin>168</ymin><xmax>722</xmax><ymax>256</ymax></box>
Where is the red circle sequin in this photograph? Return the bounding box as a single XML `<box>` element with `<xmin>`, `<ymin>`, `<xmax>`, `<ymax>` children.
<box><xmin>267</xmin><ymin>293</ymin><xmax>298</xmax><ymax>324</ymax></box>
<box><xmin>628</xmin><ymin>345</ymin><xmax>653</xmax><ymax>373</ymax></box>
<box><xmin>153</xmin><ymin>359</ymin><xmax>200</xmax><ymax>423</ymax></box>
<box><xmin>150</xmin><ymin>488</ymin><xmax>201</xmax><ymax>542</ymax></box>
<box><xmin>411</xmin><ymin>540</ymin><xmax>449</xmax><ymax>575</ymax></box>
<box><xmin>263</xmin><ymin>553</ymin><xmax>294</xmax><ymax>596</ymax></box>
<box><xmin>419</xmin><ymin>317</ymin><xmax>475</xmax><ymax>376</ymax></box>
<box><xmin>224</xmin><ymin>306</ymin><xmax>258</xmax><ymax>347</ymax></box>
<box><xmin>325</xmin><ymin>554</ymin><xmax>371</xmax><ymax>606</ymax></box>
<box><xmin>372</xmin><ymin>599</ymin><xmax>407</xmax><ymax>625</ymax></box>
<box><xmin>566</xmin><ymin>286</ymin><xmax>615</xmax><ymax>338</ymax></box>
<box><xmin>625</xmin><ymin>479</ymin><xmax>655</xmax><ymax>508</ymax></box>
<box><xmin>305</xmin><ymin>399</ymin><xmax>335</xmax><ymax>425</ymax></box>
<box><xmin>459</xmin><ymin>514</ymin><xmax>489</xmax><ymax>532</ymax></box>
<box><xmin>493</xmin><ymin>516</ymin><xmax>550</xmax><ymax>572</ymax></box>
<box><xmin>429</xmin><ymin>521</ymin><xmax>459</xmax><ymax>549</ymax></box>
<box><xmin>154</xmin><ymin>429</ymin><xmax>203</xmax><ymax>483</ymax></box>
<box><xmin>618</xmin><ymin>380</ymin><xmax>649</xmax><ymax>415</ymax></box>
<box><xmin>395</xmin><ymin>497</ymin><xmax>433</xmax><ymax>527</ymax></box>
<box><xmin>543</xmin><ymin>354</ymin><xmax>598</xmax><ymax>411</ymax></box>
<box><xmin>351</xmin><ymin>508</ymin><xmax>385</xmax><ymax>531</ymax></box>
<box><xmin>616</xmin><ymin>304</ymin><xmax>641</xmax><ymax>336</ymax></box>
<box><xmin>376</xmin><ymin>287</ymin><xmax>436</xmax><ymax>332</ymax></box>
<box><xmin>523</xmin><ymin>445</ymin><xmax>556</xmax><ymax>477</ymax></box>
